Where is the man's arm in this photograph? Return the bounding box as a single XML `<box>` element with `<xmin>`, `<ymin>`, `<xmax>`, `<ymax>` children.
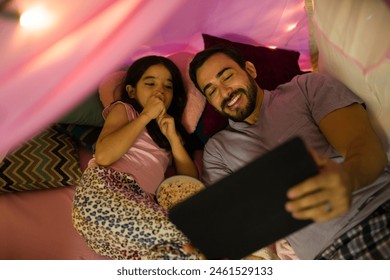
<box><xmin>319</xmin><ymin>103</ymin><xmax>387</xmax><ymax>190</ymax></box>
<box><xmin>285</xmin><ymin>103</ymin><xmax>387</xmax><ymax>222</ymax></box>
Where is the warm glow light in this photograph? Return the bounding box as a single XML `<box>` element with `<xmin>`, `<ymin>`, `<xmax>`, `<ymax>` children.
<box><xmin>287</xmin><ymin>23</ymin><xmax>297</xmax><ymax>31</ymax></box>
<box><xmin>19</xmin><ymin>7</ymin><xmax>53</xmax><ymax>30</ymax></box>
<box><xmin>268</xmin><ymin>46</ymin><xmax>277</xmax><ymax>49</ymax></box>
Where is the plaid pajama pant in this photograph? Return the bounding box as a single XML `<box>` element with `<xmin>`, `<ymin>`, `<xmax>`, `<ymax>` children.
<box><xmin>316</xmin><ymin>199</ymin><xmax>390</xmax><ymax>259</ymax></box>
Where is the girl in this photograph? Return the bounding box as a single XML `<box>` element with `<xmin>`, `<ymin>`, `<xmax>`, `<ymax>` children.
<box><xmin>72</xmin><ymin>56</ymin><xmax>199</xmax><ymax>260</ymax></box>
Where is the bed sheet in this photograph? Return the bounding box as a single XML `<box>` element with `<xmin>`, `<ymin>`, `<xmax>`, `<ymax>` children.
<box><xmin>0</xmin><ymin>146</ymin><xmax>108</xmax><ymax>260</ymax></box>
<box><xmin>0</xmin><ymin>185</ymin><xmax>108</xmax><ymax>260</ymax></box>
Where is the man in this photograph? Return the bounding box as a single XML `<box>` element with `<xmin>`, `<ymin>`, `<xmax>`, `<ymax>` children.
<box><xmin>188</xmin><ymin>45</ymin><xmax>390</xmax><ymax>259</ymax></box>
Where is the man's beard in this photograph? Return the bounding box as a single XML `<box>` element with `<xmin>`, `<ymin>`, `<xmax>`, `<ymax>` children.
<box><xmin>220</xmin><ymin>75</ymin><xmax>258</xmax><ymax>122</ymax></box>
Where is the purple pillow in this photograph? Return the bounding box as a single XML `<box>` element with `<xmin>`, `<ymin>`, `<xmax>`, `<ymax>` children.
<box><xmin>197</xmin><ymin>34</ymin><xmax>303</xmax><ymax>140</ymax></box>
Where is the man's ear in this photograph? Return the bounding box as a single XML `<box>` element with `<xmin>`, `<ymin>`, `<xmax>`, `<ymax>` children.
<box><xmin>245</xmin><ymin>61</ymin><xmax>257</xmax><ymax>79</ymax></box>
<box><xmin>126</xmin><ymin>85</ymin><xmax>135</xmax><ymax>98</ymax></box>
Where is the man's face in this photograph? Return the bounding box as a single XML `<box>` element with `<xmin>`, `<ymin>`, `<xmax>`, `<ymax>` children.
<box><xmin>196</xmin><ymin>53</ymin><xmax>258</xmax><ymax>122</ymax></box>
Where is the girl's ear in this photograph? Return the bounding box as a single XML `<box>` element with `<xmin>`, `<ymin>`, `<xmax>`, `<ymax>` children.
<box><xmin>126</xmin><ymin>85</ymin><xmax>135</xmax><ymax>98</ymax></box>
<box><xmin>245</xmin><ymin>61</ymin><xmax>257</xmax><ymax>79</ymax></box>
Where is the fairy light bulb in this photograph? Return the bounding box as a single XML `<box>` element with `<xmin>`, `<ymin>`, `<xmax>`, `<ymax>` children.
<box><xmin>19</xmin><ymin>6</ymin><xmax>53</xmax><ymax>30</ymax></box>
<box><xmin>287</xmin><ymin>23</ymin><xmax>297</xmax><ymax>31</ymax></box>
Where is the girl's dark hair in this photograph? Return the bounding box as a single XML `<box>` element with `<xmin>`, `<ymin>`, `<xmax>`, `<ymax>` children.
<box><xmin>189</xmin><ymin>45</ymin><xmax>246</xmax><ymax>94</ymax></box>
<box><xmin>119</xmin><ymin>55</ymin><xmax>188</xmax><ymax>150</ymax></box>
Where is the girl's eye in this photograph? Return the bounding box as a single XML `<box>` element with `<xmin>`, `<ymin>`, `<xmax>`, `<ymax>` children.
<box><xmin>164</xmin><ymin>85</ymin><xmax>173</xmax><ymax>89</ymax></box>
<box><xmin>145</xmin><ymin>83</ymin><xmax>154</xmax><ymax>86</ymax></box>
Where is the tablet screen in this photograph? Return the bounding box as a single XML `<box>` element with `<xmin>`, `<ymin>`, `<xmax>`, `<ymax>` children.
<box><xmin>169</xmin><ymin>137</ymin><xmax>318</xmax><ymax>259</ymax></box>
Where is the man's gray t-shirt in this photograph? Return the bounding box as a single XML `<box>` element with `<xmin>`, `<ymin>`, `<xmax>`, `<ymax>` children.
<box><xmin>202</xmin><ymin>72</ymin><xmax>390</xmax><ymax>259</ymax></box>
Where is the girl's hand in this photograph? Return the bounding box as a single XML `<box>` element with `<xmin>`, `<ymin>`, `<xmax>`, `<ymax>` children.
<box><xmin>157</xmin><ymin>113</ymin><xmax>178</xmax><ymax>141</ymax></box>
<box><xmin>140</xmin><ymin>95</ymin><xmax>166</xmax><ymax>121</ymax></box>
<box><xmin>285</xmin><ymin>149</ymin><xmax>353</xmax><ymax>222</ymax></box>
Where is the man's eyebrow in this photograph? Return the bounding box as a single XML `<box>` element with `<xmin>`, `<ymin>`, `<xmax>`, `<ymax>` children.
<box><xmin>202</xmin><ymin>67</ymin><xmax>231</xmax><ymax>93</ymax></box>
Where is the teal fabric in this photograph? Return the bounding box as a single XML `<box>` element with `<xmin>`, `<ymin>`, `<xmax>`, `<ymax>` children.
<box><xmin>55</xmin><ymin>124</ymin><xmax>102</xmax><ymax>153</ymax></box>
<box><xmin>59</xmin><ymin>91</ymin><xmax>104</xmax><ymax>127</ymax></box>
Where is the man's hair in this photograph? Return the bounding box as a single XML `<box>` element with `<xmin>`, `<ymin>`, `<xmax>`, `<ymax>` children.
<box><xmin>189</xmin><ymin>45</ymin><xmax>247</xmax><ymax>93</ymax></box>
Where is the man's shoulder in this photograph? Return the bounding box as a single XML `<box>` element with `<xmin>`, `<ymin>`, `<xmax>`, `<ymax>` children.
<box><xmin>204</xmin><ymin>126</ymin><xmax>234</xmax><ymax>150</ymax></box>
<box><xmin>276</xmin><ymin>72</ymin><xmax>346</xmax><ymax>95</ymax></box>
<box><xmin>293</xmin><ymin>72</ymin><xmax>341</xmax><ymax>85</ymax></box>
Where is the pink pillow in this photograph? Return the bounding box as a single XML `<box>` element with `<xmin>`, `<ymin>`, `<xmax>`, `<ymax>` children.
<box><xmin>167</xmin><ymin>52</ymin><xmax>206</xmax><ymax>134</ymax></box>
<box><xmin>98</xmin><ymin>70</ymin><xmax>125</xmax><ymax>108</ymax></box>
<box><xmin>98</xmin><ymin>53</ymin><xmax>205</xmax><ymax>134</ymax></box>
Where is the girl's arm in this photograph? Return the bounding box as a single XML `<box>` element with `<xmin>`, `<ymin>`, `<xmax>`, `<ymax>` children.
<box><xmin>94</xmin><ymin>103</ymin><xmax>151</xmax><ymax>166</ymax></box>
<box><xmin>158</xmin><ymin>114</ymin><xmax>199</xmax><ymax>179</ymax></box>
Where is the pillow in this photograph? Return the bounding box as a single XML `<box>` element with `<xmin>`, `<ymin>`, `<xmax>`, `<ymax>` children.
<box><xmin>167</xmin><ymin>52</ymin><xmax>206</xmax><ymax>134</ymax></box>
<box><xmin>98</xmin><ymin>71</ymin><xmax>126</xmax><ymax>108</ymax></box>
<box><xmin>98</xmin><ymin>53</ymin><xmax>206</xmax><ymax>134</ymax></box>
<box><xmin>203</xmin><ymin>34</ymin><xmax>303</xmax><ymax>90</ymax></box>
<box><xmin>0</xmin><ymin>126</ymin><xmax>82</xmax><ymax>193</ymax></box>
<box><xmin>59</xmin><ymin>91</ymin><xmax>105</xmax><ymax>127</ymax></box>
<box><xmin>55</xmin><ymin>123</ymin><xmax>102</xmax><ymax>153</ymax></box>
<box><xmin>197</xmin><ymin>34</ymin><xmax>304</xmax><ymax>140</ymax></box>
<box><xmin>311</xmin><ymin>0</ymin><xmax>390</xmax><ymax>156</ymax></box>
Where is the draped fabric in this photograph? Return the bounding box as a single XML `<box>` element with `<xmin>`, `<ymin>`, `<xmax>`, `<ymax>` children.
<box><xmin>311</xmin><ymin>0</ymin><xmax>390</xmax><ymax>155</ymax></box>
<box><xmin>0</xmin><ymin>0</ymin><xmax>312</xmax><ymax>155</ymax></box>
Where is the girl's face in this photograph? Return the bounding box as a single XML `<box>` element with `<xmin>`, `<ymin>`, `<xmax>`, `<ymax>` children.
<box><xmin>130</xmin><ymin>64</ymin><xmax>174</xmax><ymax>110</ymax></box>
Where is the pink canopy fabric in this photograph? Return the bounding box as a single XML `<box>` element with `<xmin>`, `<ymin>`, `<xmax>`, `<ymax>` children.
<box><xmin>0</xmin><ymin>0</ymin><xmax>311</xmax><ymax>155</ymax></box>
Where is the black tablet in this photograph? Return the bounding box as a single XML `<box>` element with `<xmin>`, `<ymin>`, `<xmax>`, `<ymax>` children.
<box><xmin>168</xmin><ymin>137</ymin><xmax>318</xmax><ymax>259</ymax></box>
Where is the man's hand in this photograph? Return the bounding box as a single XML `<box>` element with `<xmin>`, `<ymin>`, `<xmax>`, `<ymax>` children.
<box><xmin>285</xmin><ymin>149</ymin><xmax>353</xmax><ymax>222</ymax></box>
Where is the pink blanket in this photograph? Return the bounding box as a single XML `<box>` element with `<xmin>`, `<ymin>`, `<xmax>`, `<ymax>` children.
<box><xmin>0</xmin><ymin>0</ymin><xmax>310</xmax><ymax>155</ymax></box>
<box><xmin>0</xmin><ymin>146</ymin><xmax>107</xmax><ymax>259</ymax></box>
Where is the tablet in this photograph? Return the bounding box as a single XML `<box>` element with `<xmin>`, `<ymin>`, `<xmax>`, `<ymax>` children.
<box><xmin>168</xmin><ymin>137</ymin><xmax>318</xmax><ymax>259</ymax></box>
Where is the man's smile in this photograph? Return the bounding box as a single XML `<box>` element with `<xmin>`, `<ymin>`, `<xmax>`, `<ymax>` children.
<box><xmin>227</xmin><ymin>93</ymin><xmax>240</xmax><ymax>107</ymax></box>
<box><xmin>223</xmin><ymin>89</ymin><xmax>245</xmax><ymax>111</ymax></box>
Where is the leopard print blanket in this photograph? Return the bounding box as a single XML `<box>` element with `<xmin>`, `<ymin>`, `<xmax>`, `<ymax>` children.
<box><xmin>72</xmin><ymin>167</ymin><xmax>198</xmax><ymax>260</ymax></box>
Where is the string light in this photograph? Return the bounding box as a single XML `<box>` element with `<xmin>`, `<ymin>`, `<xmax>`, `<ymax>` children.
<box><xmin>19</xmin><ymin>6</ymin><xmax>53</xmax><ymax>30</ymax></box>
<box><xmin>287</xmin><ymin>23</ymin><xmax>297</xmax><ymax>31</ymax></box>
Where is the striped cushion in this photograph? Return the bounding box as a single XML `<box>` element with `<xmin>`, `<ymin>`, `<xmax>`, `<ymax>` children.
<box><xmin>0</xmin><ymin>126</ymin><xmax>82</xmax><ymax>193</ymax></box>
